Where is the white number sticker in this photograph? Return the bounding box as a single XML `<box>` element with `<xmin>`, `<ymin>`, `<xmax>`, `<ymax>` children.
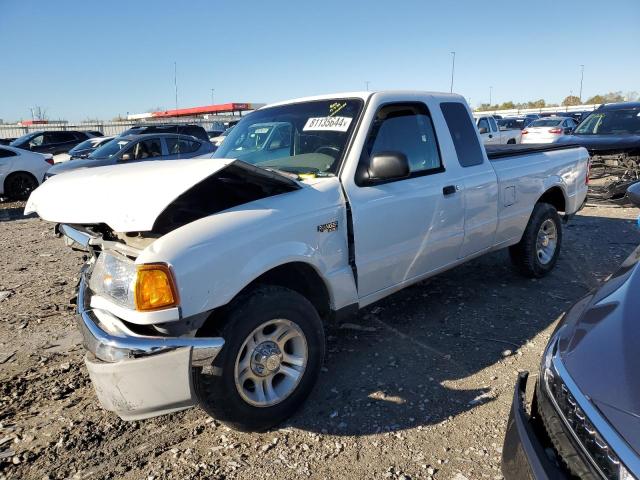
<box><xmin>303</xmin><ymin>116</ymin><xmax>352</xmax><ymax>132</ymax></box>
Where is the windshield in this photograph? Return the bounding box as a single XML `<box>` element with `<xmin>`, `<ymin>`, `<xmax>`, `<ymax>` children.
<box><xmin>9</xmin><ymin>132</ymin><xmax>39</xmax><ymax>147</ymax></box>
<box><xmin>574</xmin><ymin>108</ymin><xmax>640</xmax><ymax>135</ymax></box>
<box><xmin>88</xmin><ymin>138</ymin><xmax>130</xmax><ymax>159</ymax></box>
<box><xmin>213</xmin><ymin>99</ymin><xmax>364</xmax><ymax>176</ymax></box>
<box><xmin>530</xmin><ymin>119</ymin><xmax>563</xmax><ymax>127</ymax></box>
<box><xmin>70</xmin><ymin>138</ymin><xmax>104</xmax><ymax>152</ymax></box>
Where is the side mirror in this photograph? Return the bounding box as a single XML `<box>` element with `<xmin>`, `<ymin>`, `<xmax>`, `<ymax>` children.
<box><xmin>364</xmin><ymin>151</ymin><xmax>410</xmax><ymax>183</ymax></box>
<box><xmin>627</xmin><ymin>183</ymin><xmax>640</xmax><ymax>208</ymax></box>
<box><xmin>121</xmin><ymin>153</ymin><xmax>132</xmax><ymax>161</ymax></box>
<box><xmin>478</xmin><ymin>127</ymin><xmax>488</xmax><ymax>134</ymax></box>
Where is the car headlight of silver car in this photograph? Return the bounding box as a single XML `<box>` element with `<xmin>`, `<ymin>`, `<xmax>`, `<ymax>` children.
<box><xmin>89</xmin><ymin>252</ymin><xmax>137</xmax><ymax>309</ymax></box>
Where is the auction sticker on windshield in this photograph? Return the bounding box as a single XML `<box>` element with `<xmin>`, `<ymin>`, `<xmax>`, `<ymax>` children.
<box><xmin>303</xmin><ymin>116</ymin><xmax>352</xmax><ymax>132</ymax></box>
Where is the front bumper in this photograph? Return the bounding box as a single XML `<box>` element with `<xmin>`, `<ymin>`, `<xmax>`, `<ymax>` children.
<box><xmin>77</xmin><ymin>275</ymin><xmax>224</xmax><ymax>420</ymax></box>
<box><xmin>502</xmin><ymin>372</ymin><xmax>568</xmax><ymax>480</ymax></box>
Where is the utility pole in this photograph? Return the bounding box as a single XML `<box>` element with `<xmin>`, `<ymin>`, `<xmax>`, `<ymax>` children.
<box><xmin>210</xmin><ymin>88</ymin><xmax>215</xmax><ymax>105</ymax></box>
<box><xmin>450</xmin><ymin>51</ymin><xmax>456</xmax><ymax>93</ymax></box>
<box><xmin>365</xmin><ymin>81</ymin><xmax>370</xmax><ymax>91</ymax></box>
<box><xmin>579</xmin><ymin>65</ymin><xmax>584</xmax><ymax>103</ymax></box>
<box><xmin>489</xmin><ymin>86</ymin><xmax>493</xmax><ymax>106</ymax></box>
<box><xmin>174</xmin><ymin>61</ymin><xmax>178</xmax><ymax>110</ymax></box>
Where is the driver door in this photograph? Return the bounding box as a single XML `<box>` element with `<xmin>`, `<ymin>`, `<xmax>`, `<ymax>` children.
<box><xmin>344</xmin><ymin>101</ymin><xmax>465</xmax><ymax>300</ymax></box>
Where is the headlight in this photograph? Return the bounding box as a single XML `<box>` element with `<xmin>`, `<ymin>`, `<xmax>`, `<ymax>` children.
<box><xmin>89</xmin><ymin>252</ymin><xmax>137</xmax><ymax>308</ymax></box>
<box><xmin>89</xmin><ymin>253</ymin><xmax>178</xmax><ymax>311</ymax></box>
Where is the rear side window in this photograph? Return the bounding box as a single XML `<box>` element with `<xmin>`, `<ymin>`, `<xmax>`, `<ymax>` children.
<box><xmin>440</xmin><ymin>102</ymin><xmax>485</xmax><ymax>167</ymax></box>
<box><xmin>488</xmin><ymin>117</ymin><xmax>498</xmax><ymax>132</ymax></box>
<box><xmin>166</xmin><ymin>138</ymin><xmax>201</xmax><ymax>154</ymax></box>
<box><xmin>0</xmin><ymin>148</ymin><xmax>17</xmax><ymax>158</ymax></box>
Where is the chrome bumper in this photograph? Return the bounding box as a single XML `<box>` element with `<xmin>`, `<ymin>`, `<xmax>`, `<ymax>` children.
<box><xmin>76</xmin><ymin>275</ymin><xmax>224</xmax><ymax>420</ymax></box>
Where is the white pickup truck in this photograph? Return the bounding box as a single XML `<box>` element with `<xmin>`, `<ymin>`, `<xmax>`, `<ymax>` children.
<box><xmin>474</xmin><ymin>114</ymin><xmax>520</xmax><ymax>145</ymax></box>
<box><xmin>26</xmin><ymin>91</ymin><xmax>589</xmax><ymax>431</ymax></box>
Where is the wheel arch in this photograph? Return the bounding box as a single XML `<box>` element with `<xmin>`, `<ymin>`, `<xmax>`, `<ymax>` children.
<box><xmin>197</xmin><ymin>261</ymin><xmax>335</xmax><ymax>336</ymax></box>
<box><xmin>536</xmin><ymin>185</ymin><xmax>567</xmax><ymax>213</ymax></box>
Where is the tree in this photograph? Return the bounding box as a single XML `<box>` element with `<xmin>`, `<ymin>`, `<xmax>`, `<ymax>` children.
<box><xmin>562</xmin><ymin>95</ymin><xmax>582</xmax><ymax>106</ymax></box>
<box><xmin>586</xmin><ymin>91</ymin><xmax>625</xmax><ymax>104</ymax></box>
<box><xmin>526</xmin><ymin>99</ymin><xmax>546</xmax><ymax>109</ymax></box>
<box><xmin>625</xmin><ymin>91</ymin><xmax>639</xmax><ymax>102</ymax></box>
<box><xmin>499</xmin><ymin>101</ymin><xmax>515</xmax><ymax>110</ymax></box>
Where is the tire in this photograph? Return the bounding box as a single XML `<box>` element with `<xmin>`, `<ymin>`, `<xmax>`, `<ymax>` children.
<box><xmin>507</xmin><ymin>138</ymin><xmax>516</xmax><ymax>144</ymax></box>
<box><xmin>194</xmin><ymin>285</ymin><xmax>325</xmax><ymax>431</ymax></box>
<box><xmin>4</xmin><ymin>172</ymin><xmax>38</xmax><ymax>200</ymax></box>
<box><xmin>509</xmin><ymin>203</ymin><xmax>563</xmax><ymax>278</ymax></box>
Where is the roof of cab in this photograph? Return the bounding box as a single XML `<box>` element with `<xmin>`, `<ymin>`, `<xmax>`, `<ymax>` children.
<box><xmin>261</xmin><ymin>90</ymin><xmax>466</xmax><ymax>110</ymax></box>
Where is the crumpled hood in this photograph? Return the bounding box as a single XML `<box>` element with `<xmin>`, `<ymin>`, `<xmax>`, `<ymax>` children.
<box><xmin>557</xmin><ymin>245</ymin><xmax>640</xmax><ymax>452</ymax></box>
<box><xmin>25</xmin><ymin>158</ymin><xmax>235</xmax><ymax>232</ymax></box>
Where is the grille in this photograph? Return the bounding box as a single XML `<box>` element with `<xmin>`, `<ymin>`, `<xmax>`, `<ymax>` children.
<box><xmin>545</xmin><ymin>367</ymin><xmax>624</xmax><ymax>479</ymax></box>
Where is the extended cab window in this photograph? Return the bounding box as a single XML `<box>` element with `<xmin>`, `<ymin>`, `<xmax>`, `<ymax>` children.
<box><xmin>441</xmin><ymin>102</ymin><xmax>485</xmax><ymax>167</ymax></box>
<box><xmin>365</xmin><ymin>103</ymin><xmax>442</xmax><ymax>176</ymax></box>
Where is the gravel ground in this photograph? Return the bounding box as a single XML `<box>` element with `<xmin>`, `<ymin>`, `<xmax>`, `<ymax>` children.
<box><xmin>0</xmin><ymin>199</ymin><xmax>638</xmax><ymax>480</ymax></box>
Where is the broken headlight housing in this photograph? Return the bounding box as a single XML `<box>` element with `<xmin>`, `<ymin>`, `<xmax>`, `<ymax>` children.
<box><xmin>89</xmin><ymin>251</ymin><xmax>137</xmax><ymax>309</ymax></box>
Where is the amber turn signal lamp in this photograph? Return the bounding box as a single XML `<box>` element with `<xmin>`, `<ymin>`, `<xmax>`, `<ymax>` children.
<box><xmin>135</xmin><ymin>264</ymin><xmax>179</xmax><ymax>311</ymax></box>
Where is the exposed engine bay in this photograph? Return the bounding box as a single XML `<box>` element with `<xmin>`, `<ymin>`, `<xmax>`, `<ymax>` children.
<box><xmin>589</xmin><ymin>152</ymin><xmax>640</xmax><ymax>204</ymax></box>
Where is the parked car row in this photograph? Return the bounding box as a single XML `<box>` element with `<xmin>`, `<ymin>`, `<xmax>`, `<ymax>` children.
<box><xmin>0</xmin><ymin>123</ymin><xmax>224</xmax><ymax>199</ymax></box>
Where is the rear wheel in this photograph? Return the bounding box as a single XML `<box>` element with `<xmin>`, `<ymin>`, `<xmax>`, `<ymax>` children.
<box><xmin>4</xmin><ymin>172</ymin><xmax>38</xmax><ymax>200</ymax></box>
<box><xmin>194</xmin><ymin>285</ymin><xmax>325</xmax><ymax>431</ymax></box>
<box><xmin>509</xmin><ymin>203</ymin><xmax>563</xmax><ymax>278</ymax></box>
<box><xmin>507</xmin><ymin>138</ymin><xmax>516</xmax><ymax>144</ymax></box>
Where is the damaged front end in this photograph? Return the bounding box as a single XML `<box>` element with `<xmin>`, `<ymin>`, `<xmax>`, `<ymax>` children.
<box><xmin>589</xmin><ymin>151</ymin><xmax>640</xmax><ymax>205</ymax></box>
<box><xmin>28</xmin><ymin>158</ymin><xmax>302</xmax><ymax>420</ymax></box>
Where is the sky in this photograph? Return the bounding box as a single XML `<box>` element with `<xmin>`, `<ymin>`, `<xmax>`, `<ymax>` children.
<box><xmin>1</xmin><ymin>0</ymin><xmax>638</xmax><ymax>122</ymax></box>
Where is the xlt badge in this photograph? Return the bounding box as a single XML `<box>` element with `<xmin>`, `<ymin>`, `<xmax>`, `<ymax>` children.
<box><xmin>317</xmin><ymin>221</ymin><xmax>338</xmax><ymax>233</ymax></box>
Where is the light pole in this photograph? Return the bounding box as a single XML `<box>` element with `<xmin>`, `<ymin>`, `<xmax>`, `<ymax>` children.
<box><xmin>365</xmin><ymin>81</ymin><xmax>370</xmax><ymax>91</ymax></box>
<box><xmin>450</xmin><ymin>51</ymin><xmax>456</xmax><ymax>93</ymax></box>
<box><xmin>210</xmin><ymin>88</ymin><xmax>215</xmax><ymax>105</ymax></box>
<box><xmin>173</xmin><ymin>61</ymin><xmax>178</xmax><ymax>110</ymax></box>
<box><xmin>579</xmin><ymin>65</ymin><xmax>584</xmax><ymax>103</ymax></box>
<box><xmin>489</xmin><ymin>86</ymin><xmax>493</xmax><ymax>106</ymax></box>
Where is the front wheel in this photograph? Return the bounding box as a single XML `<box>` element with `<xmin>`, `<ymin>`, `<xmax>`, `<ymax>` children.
<box><xmin>509</xmin><ymin>203</ymin><xmax>563</xmax><ymax>278</ymax></box>
<box><xmin>194</xmin><ymin>286</ymin><xmax>325</xmax><ymax>431</ymax></box>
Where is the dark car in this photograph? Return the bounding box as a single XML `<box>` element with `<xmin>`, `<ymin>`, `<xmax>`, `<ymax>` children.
<box><xmin>120</xmin><ymin>124</ymin><xmax>209</xmax><ymax>142</ymax></box>
<box><xmin>498</xmin><ymin>117</ymin><xmax>532</xmax><ymax>130</ymax></box>
<box><xmin>0</xmin><ymin>138</ymin><xmax>16</xmax><ymax>145</ymax></box>
<box><xmin>67</xmin><ymin>136</ymin><xmax>114</xmax><ymax>159</ymax></box>
<box><xmin>9</xmin><ymin>130</ymin><xmax>93</xmax><ymax>156</ymax></box>
<box><xmin>559</xmin><ymin>102</ymin><xmax>640</xmax><ymax>202</ymax></box>
<box><xmin>44</xmin><ymin>133</ymin><xmax>215</xmax><ymax>179</ymax></box>
<box><xmin>502</xmin><ymin>183</ymin><xmax>640</xmax><ymax>479</ymax></box>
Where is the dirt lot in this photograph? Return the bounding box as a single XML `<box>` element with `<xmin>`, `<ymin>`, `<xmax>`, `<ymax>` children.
<box><xmin>0</xmin><ymin>200</ymin><xmax>638</xmax><ymax>480</ymax></box>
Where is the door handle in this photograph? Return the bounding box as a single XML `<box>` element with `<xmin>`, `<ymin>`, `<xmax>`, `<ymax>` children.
<box><xmin>443</xmin><ymin>185</ymin><xmax>457</xmax><ymax>196</ymax></box>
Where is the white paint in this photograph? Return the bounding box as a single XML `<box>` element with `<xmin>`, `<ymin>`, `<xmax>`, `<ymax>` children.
<box><xmin>0</xmin><ymin>145</ymin><xmax>52</xmax><ymax>196</ymax></box>
<box><xmin>25</xmin><ymin>157</ymin><xmax>235</xmax><ymax>231</ymax></box>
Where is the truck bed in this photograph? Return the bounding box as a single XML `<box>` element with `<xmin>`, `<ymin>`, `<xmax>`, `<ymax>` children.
<box><xmin>486</xmin><ymin>143</ymin><xmax>581</xmax><ymax>160</ymax></box>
